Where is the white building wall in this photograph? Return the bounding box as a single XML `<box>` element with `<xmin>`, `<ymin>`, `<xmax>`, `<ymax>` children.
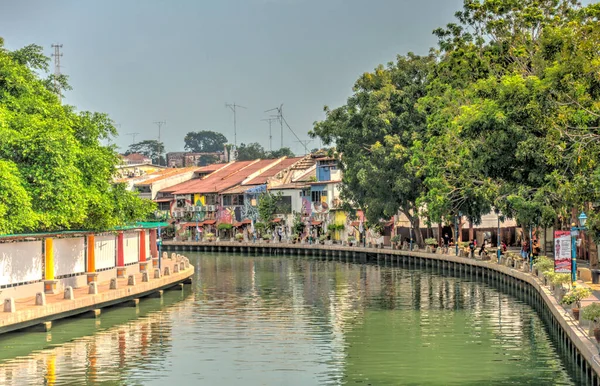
<box><xmin>0</xmin><ymin>240</ymin><xmax>43</xmax><ymax>286</ymax></box>
<box><xmin>53</xmin><ymin>237</ymin><xmax>86</xmax><ymax>277</ymax></box>
<box><xmin>95</xmin><ymin>235</ymin><xmax>116</xmax><ymax>270</ymax></box>
<box><xmin>145</xmin><ymin>232</ymin><xmax>151</xmax><ymax>258</ymax></box>
<box><xmin>123</xmin><ymin>232</ymin><xmax>139</xmax><ymax>265</ymax></box>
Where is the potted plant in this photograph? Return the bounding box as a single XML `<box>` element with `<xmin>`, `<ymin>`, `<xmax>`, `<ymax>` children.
<box><xmin>205</xmin><ymin>232</ymin><xmax>215</xmax><ymax>242</ymax></box>
<box><xmin>262</xmin><ymin>234</ymin><xmax>272</xmax><ymax>243</ymax></box>
<box><xmin>561</xmin><ymin>285</ymin><xmax>592</xmax><ymax>320</ymax></box>
<box><xmin>391</xmin><ymin>235</ymin><xmax>401</xmax><ymax>249</ymax></box>
<box><xmin>533</xmin><ymin>256</ymin><xmax>553</xmax><ymax>278</ymax></box>
<box><xmin>235</xmin><ymin>233</ymin><xmax>244</xmax><ymax>242</ymax></box>
<box><xmin>548</xmin><ymin>272</ymin><xmax>571</xmax><ymax>299</ymax></box>
<box><xmin>319</xmin><ymin>234</ymin><xmax>328</xmax><ymax>245</ymax></box>
<box><xmin>582</xmin><ymin>303</ymin><xmax>600</xmax><ymax>342</ymax></box>
<box><xmin>425</xmin><ymin>238</ymin><xmax>437</xmax><ymax>253</ymax></box>
<box><xmin>348</xmin><ymin>236</ymin><xmax>356</xmax><ymax>246</ymax></box>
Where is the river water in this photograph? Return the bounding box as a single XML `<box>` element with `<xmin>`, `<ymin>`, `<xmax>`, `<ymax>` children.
<box><xmin>0</xmin><ymin>252</ymin><xmax>587</xmax><ymax>385</ymax></box>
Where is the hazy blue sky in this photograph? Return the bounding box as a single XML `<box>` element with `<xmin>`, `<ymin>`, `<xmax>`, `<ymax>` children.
<box><xmin>3</xmin><ymin>0</ymin><xmax>587</xmax><ymax>155</ymax></box>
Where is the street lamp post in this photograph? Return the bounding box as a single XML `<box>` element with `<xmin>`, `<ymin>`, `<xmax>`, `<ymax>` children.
<box><xmin>455</xmin><ymin>213</ymin><xmax>460</xmax><ymax>257</ymax></box>
<box><xmin>496</xmin><ymin>210</ymin><xmax>501</xmax><ymax>264</ymax></box>
<box><xmin>571</xmin><ymin>212</ymin><xmax>588</xmax><ymax>283</ymax></box>
<box><xmin>409</xmin><ymin>222</ymin><xmax>413</xmax><ymax>252</ymax></box>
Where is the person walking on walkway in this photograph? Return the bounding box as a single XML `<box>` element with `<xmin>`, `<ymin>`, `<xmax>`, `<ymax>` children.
<box><xmin>469</xmin><ymin>240</ymin><xmax>475</xmax><ymax>258</ymax></box>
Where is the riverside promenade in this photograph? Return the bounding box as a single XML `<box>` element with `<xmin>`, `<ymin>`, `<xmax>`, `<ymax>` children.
<box><xmin>165</xmin><ymin>240</ymin><xmax>600</xmax><ymax>385</ymax></box>
<box><xmin>0</xmin><ymin>224</ymin><xmax>194</xmax><ymax>335</ymax></box>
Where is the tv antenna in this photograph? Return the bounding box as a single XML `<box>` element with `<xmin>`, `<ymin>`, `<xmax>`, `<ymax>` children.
<box><xmin>294</xmin><ymin>139</ymin><xmax>313</xmax><ymax>155</ymax></box>
<box><xmin>126</xmin><ymin>132</ymin><xmax>140</xmax><ymax>145</ymax></box>
<box><xmin>261</xmin><ymin>117</ymin><xmax>278</xmax><ymax>153</ymax></box>
<box><xmin>265</xmin><ymin>104</ymin><xmax>308</xmax><ymax>153</ymax></box>
<box><xmin>225</xmin><ymin>103</ymin><xmax>246</xmax><ymax>147</ymax></box>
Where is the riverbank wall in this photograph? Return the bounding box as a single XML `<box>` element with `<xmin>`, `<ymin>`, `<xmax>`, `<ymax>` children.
<box><xmin>164</xmin><ymin>240</ymin><xmax>600</xmax><ymax>386</ymax></box>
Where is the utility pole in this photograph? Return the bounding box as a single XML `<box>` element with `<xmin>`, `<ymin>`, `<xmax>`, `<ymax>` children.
<box><xmin>294</xmin><ymin>139</ymin><xmax>313</xmax><ymax>156</ymax></box>
<box><xmin>261</xmin><ymin>117</ymin><xmax>278</xmax><ymax>153</ymax></box>
<box><xmin>225</xmin><ymin>103</ymin><xmax>246</xmax><ymax>148</ymax></box>
<box><xmin>153</xmin><ymin>121</ymin><xmax>165</xmax><ymax>165</ymax></box>
<box><xmin>51</xmin><ymin>44</ymin><xmax>63</xmax><ymax>102</ymax></box>
<box><xmin>126</xmin><ymin>132</ymin><xmax>140</xmax><ymax>145</ymax></box>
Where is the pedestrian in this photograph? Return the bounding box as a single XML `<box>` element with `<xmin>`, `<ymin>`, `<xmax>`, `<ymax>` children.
<box><xmin>468</xmin><ymin>239</ymin><xmax>475</xmax><ymax>258</ymax></box>
<box><xmin>479</xmin><ymin>239</ymin><xmax>487</xmax><ymax>257</ymax></box>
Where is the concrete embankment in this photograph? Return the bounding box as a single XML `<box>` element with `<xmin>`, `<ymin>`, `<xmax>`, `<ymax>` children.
<box><xmin>164</xmin><ymin>240</ymin><xmax>600</xmax><ymax>385</ymax></box>
<box><xmin>0</xmin><ymin>254</ymin><xmax>194</xmax><ymax>335</ymax></box>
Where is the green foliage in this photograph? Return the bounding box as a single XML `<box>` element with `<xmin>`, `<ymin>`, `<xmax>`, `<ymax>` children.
<box><xmin>257</xmin><ymin>191</ymin><xmax>284</xmax><ymax>228</ymax></box>
<box><xmin>184</xmin><ymin>130</ymin><xmax>228</xmax><ymax>153</ymax></box>
<box><xmin>292</xmin><ymin>213</ymin><xmax>305</xmax><ymax>234</ymax></box>
<box><xmin>561</xmin><ymin>286</ymin><xmax>592</xmax><ymax>308</ymax></box>
<box><xmin>205</xmin><ymin>232</ymin><xmax>215</xmax><ymax>238</ymax></box>
<box><xmin>391</xmin><ymin>235</ymin><xmax>401</xmax><ymax>244</ymax></box>
<box><xmin>425</xmin><ymin>238</ymin><xmax>437</xmax><ymax>246</ymax></box>
<box><xmin>235</xmin><ymin>233</ymin><xmax>244</xmax><ymax>240</ymax></box>
<box><xmin>533</xmin><ymin>256</ymin><xmax>554</xmax><ymax>273</ymax></box>
<box><xmin>236</xmin><ymin>142</ymin><xmax>266</xmax><ymax>161</ymax></box>
<box><xmin>582</xmin><ymin>302</ymin><xmax>600</xmax><ymax>324</ymax></box>
<box><xmin>268</xmin><ymin>147</ymin><xmax>295</xmax><ymax>158</ymax></box>
<box><xmin>0</xmin><ymin>39</ymin><xmax>155</xmax><ymax>234</ymax></box>
<box><xmin>546</xmin><ymin>272</ymin><xmax>571</xmax><ymax>287</ymax></box>
<box><xmin>262</xmin><ymin>233</ymin><xmax>272</xmax><ymax>240</ymax></box>
<box><xmin>125</xmin><ymin>140</ymin><xmax>164</xmax><ymax>165</ymax></box>
<box><xmin>217</xmin><ymin>223</ymin><xmax>233</xmax><ymax>230</ymax></box>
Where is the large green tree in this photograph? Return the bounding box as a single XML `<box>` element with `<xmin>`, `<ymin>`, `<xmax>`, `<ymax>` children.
<box><xmin>0</xmin><ymin>39</ymin><xmax>155</xmax><ymax>234</ymax></box>
<box><xmin>312</xmin><ymin>54</ymin><xmax>435</xmax><ymax>246</ymax></box>
<box><xmin>126</xmin><ymin>140</ymin><xmax>165</xmax><ymax>165</ymax></box>
<box><xmin>184</xmin><ymin>130</ymin><xmax>228</xmax><ymax>153</ymax></box>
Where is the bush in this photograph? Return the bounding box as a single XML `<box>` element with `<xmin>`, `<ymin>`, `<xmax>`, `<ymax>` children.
<box><xmin>205</xmin><ymin>232</ymin><xmax>214</xmax><ymax>238</ymax></box>
<box><xmin>218</xmin><ymin>223</ymin><xmax>233</xmax><ymax>230</ymax></box>
<box><xmin>425</xmin><ymin>238</ymin><xmax>437</xmax><ymax>245</ymax></box>
<box><xmin>254</xmin><ymin>222</ymin><xmax>266</xmax><ymax>230</ymax></box>
<box><xmin>391</xmin><ymin>235</ymin><xmax>401</xmax><ymax>244</ymax></box>
<box><xmin>533</xmin><ymin>256</ymin><xmax>554</xmax><ymax>273</ymax></box>
<box><xmin>582</xmin><ymin>302</ymin><xmax>600</xmax><ymax>324</ymax></box>
<box><xmin>262</xmin><ymin>234</ymin><xmax>271</xmax><ymax>240</ymax></box>
<box><xmin>547</xmin><ymin>272</ymin><xmax>571</xmax><ymax>287</ymax></box>
<box><xmin>235</xmin><ymin>233</ymin><xmax>243</xmax><ymax>240</ymax></box>
<box><xmin>561</xmin><ymin>285</ymin><xmax>592</xmax><ymax>308</ymax></box>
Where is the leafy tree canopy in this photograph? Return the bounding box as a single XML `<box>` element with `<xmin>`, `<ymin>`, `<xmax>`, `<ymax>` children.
<box><xmin>125</xmin><ymin>140</ymin><xmax>165</xmax><ymax>165</ymax></box>
<box><xmin>184</xmin><ymin>130</ymin><xmax>228</xmax><ymax>153</ymax></box>
<box><xmin>0</xmin><ymin>39</ymin><xmax>155</xmax><ymax>234</ymax></box>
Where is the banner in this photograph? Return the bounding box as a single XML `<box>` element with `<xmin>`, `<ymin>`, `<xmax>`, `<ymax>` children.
<box><xmin>554</xmin><ymin>230</ymin><xmax>572</xmax><ymax>273</ymax></box>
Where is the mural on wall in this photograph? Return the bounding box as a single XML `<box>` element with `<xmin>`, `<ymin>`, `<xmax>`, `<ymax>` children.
<box><xmin>241</xmin><ymin>185</ymin><xmax>266</xmax><ymax>222</ymax></box>
<box><xmin>311</xmin><ymin>201</ymin><xmax>329</xmax><ymax>214</ymax></box>
<box><xmin>216</xmin><ymin>206</ymin><xmax>234</xmax><ymax>224</ymax></box>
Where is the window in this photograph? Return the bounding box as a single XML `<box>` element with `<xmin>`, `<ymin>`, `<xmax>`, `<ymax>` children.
<box><xmin>158</xmin><ymin>202</ymin><xmax>171</xmax><ymax>211</ymax></box>
<box><xmin>222</xmin><ymin>195</ymin><xmax>244</xmax><ymax>206</ymax></box>
<box><xmin>205</xmin><ymin>194</ymin><xmax>218</xmax><ymax>205</ymax></box>
<box><xmin>311</xmin><ymin>190</ymin><xmax>327</xmax><ymax>203</ymax></box>
<box><xmin>276</xmin><ymin>196</ymin><xmax>292</xmax><ymax>214</ymax></box>
<box><xmin>222</xmin><ymin>195</ymin><xmax>232</xmax><ymax>206</ymax></box>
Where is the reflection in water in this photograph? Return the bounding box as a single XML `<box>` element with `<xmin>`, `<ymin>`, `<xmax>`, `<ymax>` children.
<box><xmin>0</xmin><ymin>253</ymin><xmax>585</xmax><ymax>385</ymax></box>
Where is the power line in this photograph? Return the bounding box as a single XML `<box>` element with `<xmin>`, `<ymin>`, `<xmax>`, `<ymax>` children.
<box><xmin>225</xmin><ymin>103</ymin><xmax>247</xmax><ymax>148</ymax></box>
<box><xmin>261</xmin><ymin>117</ymin><xmax>278</xmax><ymax>153</ymax></box>
<box><xmin>126</xmin><ymin>132</ymin><xmax>140</xmax><ymax>145</ymax></box>
<box><xmin>51</xmin><ymin>44</ymin><xmax>63</xmax><ymax>103</ymax></box>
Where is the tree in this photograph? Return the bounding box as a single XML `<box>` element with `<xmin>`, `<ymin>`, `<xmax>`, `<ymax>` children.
<box><xmin>0</xmin><ymin>38</ymin><xmax>155</xmax><ymax>234</ymax></box>
<box><xmin>236</xmin><ymin>142</ymin><xmax>267</xmax><ymax>161</ymax></box>
<box><xmin>258</xmin><ymin>191</ymin><xmax>284</xmax><ymax>230</ymax></box>
<box><xmin>267</xmin><ymin>147</ymin><xmax>295</xmax><ymax>159</ymax></box>
<box><xmin>311</xmin><ymin>54</ymin><xmax>436</xmax><ymax>246</ymax></box>
<box><xmin>184</xmin><ymin>130</ymin><xmax>228</xmax><ymax>153</ymax></box>
<box><xmin>126</xmin><ymin>140</ymin><xmax>165</xmax><ymax>165</ymax></box>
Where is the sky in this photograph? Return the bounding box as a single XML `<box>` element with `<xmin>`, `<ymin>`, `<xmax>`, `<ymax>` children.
<box><xmin>3</xmin><ymin>0</ymin><xmax>591</xmax><ymax>156</ymax></box>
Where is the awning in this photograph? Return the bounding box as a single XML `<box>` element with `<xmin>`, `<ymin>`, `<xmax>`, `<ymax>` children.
<box><xmin>384</xmin><ymin>220</ymin><xmax>394</xmax><ymax>227</ymax></box>
<box><xmin>351</xmin><ymin>221</ymin><xmax>360</xmax><ymax>227</ymax></box>
<box><xmin>203</xmin><ymin>220</ymin><xmax>216</xmax><ymax>225</ymax></box>
<box><xmin>233</xmin><ymin>219</ymin><xmax>252</xmax><ymax>227</ymax></box>
<box><xmin>311</xmin><ymin>220</ymin><xmax>323</xmax><ymax>226</ymax></box>
<box><xmin>153</xmin><ymin>198</ymin><xmax>172</xmax><ymax>203</ymax></box>
<box><xmin>272</xmin><ymin>218</ymin><xmax>282</xmax><ymax>223</ymax></box>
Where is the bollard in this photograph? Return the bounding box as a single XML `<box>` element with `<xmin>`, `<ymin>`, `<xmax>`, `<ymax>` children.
<box><xmin>142</xmin><ymin>271</ymin><xmax>149</xmax><ymax>282</ymax></box>
<box><xmin>89</xmin><ymin>282</ymin><xmax>98</xmax><ymax>295</ymax></box>
<box><xmin>4</xmin><ymin>298</ymin><xmax>15</xmax><ymax>312</ymax></box>
<box><xmin>36</xmin><ymin>292</ymin><xmax>46</xmax><ymax>306</ymax></box>
<box><xmin>173</xmin><ymin>263</ymin><xmax>180</xmax><ymax>273</ymax></box>
<box><xmin>154</xmin><ymin>268</ymin><xmax>161</xmax><ymax>279</ymax></box>
<box><xmin>128</xmin><ymin>274</ymin><xmax>136</xmax><ymax>286</ymax></box>
<box><xmin>164</xmin><ymin>266</ymin><xmax>170</xmax><ymax>276</ymax></box>
<box><xmin>64</xmin><ymin>286</ymin><xmax>75</xmax><ymax>300</ymax></box>
<box><xmin>171</xmin><ymin>253</ymin><xmax>176</xmax><ymax>259</ymax></box>
<box><xmin>110</xmin><ymin>277</ymin><xmax>118</xmax><ymax>289</ymax></box>
<box><xmin>180</xmin><ymin>262</ymin><xmax>185</xmax><ymax>271</ymax></box>
<box><xmin>163</xmin><ymin>252</ymin><xmax>168</xmax><ymax>259</ymax></box>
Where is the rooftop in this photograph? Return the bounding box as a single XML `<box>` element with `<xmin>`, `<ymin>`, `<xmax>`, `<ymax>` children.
<box><xmin>244</xmin><ymin>157</ymin><xmax>304</xmax><ymax>185</ymax></box>
<box><xmin>134</xmin><ymin>167</ymin><xmax>199</xmax><ymax>186</ymax></box>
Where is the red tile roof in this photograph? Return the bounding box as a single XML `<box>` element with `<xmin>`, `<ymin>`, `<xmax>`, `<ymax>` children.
<box><xmin>168</xmin><ymin>159</ymin><xmax>281</xmax><ymax>194</ymax></box>
<box><xmin>244</xmin><ymin>157</ymin><xmax>304</xmax><ymax>185</ymax></box>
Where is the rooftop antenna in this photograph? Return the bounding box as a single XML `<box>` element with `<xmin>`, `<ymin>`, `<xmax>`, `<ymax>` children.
<box><xmin>225</xmin><ymin>103</ymin><xmax>247</xmax><ymax>147</ymax></box>
<box><xmin>266</xmin><ymin>104</ymin><xmax>308</xmax><ymax>153</ymax></box>
<box><xmin>261</xmin><ymin>117</ymin><xmax>278</xmax><ymax>153</ymax></box>
<box><xmin>154</xmin><ymin>121</ymin><xmax>166</xmax><ymax>166</ymax></box>
<box><xmin>51</xmin><ymin>44</ymin><xmax>63</xmax><ymax>102</ymax></box>
<box><xmin>294</xmin><ymin>139</ymin><xmax>313</xmax><ymax>156</ymax></box>
<box><xmin>126</xmin><ymin>132</ymin><xmax>140</xmax><ymax>145</ymax></box>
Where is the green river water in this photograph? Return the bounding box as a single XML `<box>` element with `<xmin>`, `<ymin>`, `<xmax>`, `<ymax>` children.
<box><xmin>0</xmin><ymin>252</ymin><xmax>588</xmax><ymax>385</ymax></box>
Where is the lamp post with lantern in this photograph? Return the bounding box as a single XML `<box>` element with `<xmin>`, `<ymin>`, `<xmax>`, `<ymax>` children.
<box><xmin>571</xmin><ymin>212</ymin><xmax>588</xmax><ymax>283</ymax></box>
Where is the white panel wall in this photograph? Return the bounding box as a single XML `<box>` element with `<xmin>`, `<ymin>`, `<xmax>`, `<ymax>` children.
<box><xmin>0</xmin><ymin>240</ymin><xmax>43</xmax><ymax>286</ymax></box>
<box><xmin>53</xmin><ymin>237</ymin><xmax>86</xmax><ymax>277</ymax></box>
<box><xmin>123</xmin><ymin>232</ymin><xmax>139</xmax><ymax>265</ymax></box>
<box><xmin>145</xmin><ymin>232</ymin><xmax>151</xmax><ymax>258</ymax></box>
<box><xmin>95</xmin><ymin>235</ymin><xmax>116</xmax><ymax>270</ymax></box>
